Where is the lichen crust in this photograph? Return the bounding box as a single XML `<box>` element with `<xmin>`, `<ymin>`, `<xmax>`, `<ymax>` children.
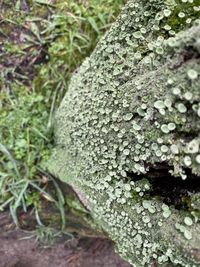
<box><xmin>48</xmin><ymin>0</ymin><xmax>200</xmax><ymax>266</ymax></box>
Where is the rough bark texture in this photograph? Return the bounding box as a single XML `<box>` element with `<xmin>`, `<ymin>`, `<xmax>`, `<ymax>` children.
<box><xmin>48</xmin><ymin>1</ymin><xmax>200</xmax><ymax>266</ymax></box>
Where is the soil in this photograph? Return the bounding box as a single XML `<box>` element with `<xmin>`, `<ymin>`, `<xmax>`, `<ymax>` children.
<box><xmin>0</xmin><ymin>212</ymin><xmax>131</xmax><ymax>267</ymax></box>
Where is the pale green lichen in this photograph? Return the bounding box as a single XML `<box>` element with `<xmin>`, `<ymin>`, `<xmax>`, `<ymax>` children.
<box><xmin>48</xmin><ymin>0</ymin><xmax>200</xmax><ymax>266</ymax></box>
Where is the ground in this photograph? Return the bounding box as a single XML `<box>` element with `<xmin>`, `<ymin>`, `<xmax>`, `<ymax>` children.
<box><xmin>0</xmin><ymin>213</ymin><xmax>131</xmax><ymax>267</ymax></box>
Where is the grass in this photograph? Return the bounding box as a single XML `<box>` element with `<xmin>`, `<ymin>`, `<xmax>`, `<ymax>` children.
<box><xmin>0</xmin><ymin>0</ymin><xmax>126</xmax><ymax>228</ymax></box>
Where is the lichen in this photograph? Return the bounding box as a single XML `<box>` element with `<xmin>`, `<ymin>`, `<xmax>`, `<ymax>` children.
<box><xmin>48</xmin><ymin>0</ymin><xmax>200</xmax><ymax>266</ymax></box>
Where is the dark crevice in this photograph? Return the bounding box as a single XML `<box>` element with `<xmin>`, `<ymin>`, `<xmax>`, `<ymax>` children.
<box><xmin>171</xmin><ymin>47</ymin><xmax>200</xmax><ymax>69</ymax></box>
<box><xmin>127</xmin><ymin>163</ymin><xmax>200</xmax><ymax>209</ymax></box>
<box><xmin>174</xmin><ymin>128</ymin><xmax>199</xmax><ymax>140</ymax></box>
<box><xmin>182</xmin><ymin>47</ymin><xmax>200</xmax><ymax>61</ymax></box>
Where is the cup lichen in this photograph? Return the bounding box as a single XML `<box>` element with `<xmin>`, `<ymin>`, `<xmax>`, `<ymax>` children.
<box><xmin>48</xmin><ymin>0</ymin><xmax>200</xmax><ymax>266</ymax></box>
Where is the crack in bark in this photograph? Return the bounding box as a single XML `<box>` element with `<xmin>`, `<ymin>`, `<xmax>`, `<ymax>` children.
<box><xmin>128</xmin><ymin>164</ymin><xmax>200</xmax><ymax>209</ymax></box>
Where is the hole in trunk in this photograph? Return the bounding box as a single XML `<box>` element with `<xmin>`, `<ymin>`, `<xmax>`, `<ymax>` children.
<box><xmin>127</xmin><ymin>163</ymin><xmax>200</xmax><ymax>209</ymax></box>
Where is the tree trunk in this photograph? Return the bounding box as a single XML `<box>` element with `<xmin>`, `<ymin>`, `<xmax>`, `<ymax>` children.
<box><xmin>48</xmin><ymin>0</ymin><xmax>200</xmax><ymax>266</ymax></box>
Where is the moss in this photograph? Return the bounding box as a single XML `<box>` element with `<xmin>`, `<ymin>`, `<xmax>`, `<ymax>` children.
<box><xmin>49</xmin><ymin>0</ymin><xmax>200</xmax><ymax>266</ymax></box>
<box><xmin>165</xmin><ymin>0</ymin><xmax>200</xmax><ymax>31</ymax></box>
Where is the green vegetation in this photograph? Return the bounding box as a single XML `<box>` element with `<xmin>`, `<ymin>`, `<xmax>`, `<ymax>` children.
<box><xmin>0</xmin><ymin>0</ymin><xmax>126</xmax><ymax>225</ymax></box>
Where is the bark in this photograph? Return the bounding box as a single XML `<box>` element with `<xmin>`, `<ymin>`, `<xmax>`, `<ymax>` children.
<box><xmin>48</xmin><ymin>1</ymin><xmax>200</xmax><ymax>266</ymax></box>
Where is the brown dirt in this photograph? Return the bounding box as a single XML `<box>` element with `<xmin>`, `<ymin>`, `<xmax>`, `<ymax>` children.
<box><xmin>0</xmin><ymin>213</ymin><xmax>131</xmax><ymax>267</ymax></box>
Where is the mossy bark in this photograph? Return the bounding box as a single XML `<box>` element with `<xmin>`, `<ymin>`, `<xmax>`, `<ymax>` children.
<box><xmin>48</xmin><ymin>0</ymin><xmax>200</xmax><ymax>266</ymax></box>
